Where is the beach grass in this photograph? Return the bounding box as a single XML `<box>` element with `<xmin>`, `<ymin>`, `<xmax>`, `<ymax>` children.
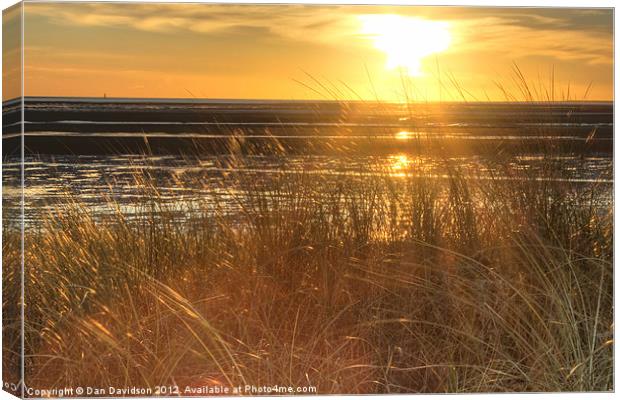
<box><xmin>2</xmin><ymin>152</ymin><xmax>611</xmax><ymax>394</ymax></box>
<box><xmin>2</xmin><ymin>75</ymin><xmax>614</xmax><ymax>394</ymax></box>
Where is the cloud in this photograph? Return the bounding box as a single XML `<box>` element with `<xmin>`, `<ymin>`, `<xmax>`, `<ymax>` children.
<box><xmin>25</xmin><ymin>3</ymin><xmax>362</xmax><ymax>45</ymax></box>
<box><xmin>451</xmin><ymin>16</ymin><xmax>612</xmax><ymax>65</ymax></box>
<box><xmin>25</xmin><ymin>3</ymin><xmax>613</xmax><ymax>66</ymax></box>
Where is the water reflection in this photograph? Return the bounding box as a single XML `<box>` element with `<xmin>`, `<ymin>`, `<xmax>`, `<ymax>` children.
<box><xmin>390</xmin><ymin>154</ymin><xmax>411</xmax><ymax>175</ymax></box>
<box><xmin>2</xmin><ymin>153</ymin><xmax>612</xmax><ymax>225</ymax></box>
<box><xmin>396</xmin><ymin>130</ymin><xmax>413</xmax><ymax>140</ymax></box>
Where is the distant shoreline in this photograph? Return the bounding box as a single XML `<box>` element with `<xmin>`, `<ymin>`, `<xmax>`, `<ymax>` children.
<box><xmin>2</xmin><ymin>96</ymin><xmax>614</xmax><ymax>106</ymax></box>
<box><xmin>3</xmin><ymin>98</ymin><xmax>613</xmax><ymax>156</ymax></box>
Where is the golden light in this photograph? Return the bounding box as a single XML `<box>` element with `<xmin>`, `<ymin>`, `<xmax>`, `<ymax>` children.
<box><xmin>359</xmin><ymin>14</ymin><xmax>451</xmax><ymax>76</ymax></box>
<box><xmin>390</xmin><ymin>154</ymin><xmax>410</xmax><ymax>171</ymax></box>
<box><xmin>396</xmin><ymin>130</ymin><xmax>412</xmax><ymax>140</ymax></box>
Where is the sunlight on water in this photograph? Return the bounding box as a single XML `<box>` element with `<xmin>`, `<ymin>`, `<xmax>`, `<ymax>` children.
<box><xmin>2</xmin><ymin>151</ymin><xmax>612</xmax><ymax>226</ymax></box>
<box><xmin>395</xmin><ymin>130</ymin><xmax>412</xmax><ymax>140</ymax></box>
<box><xmin>390</xmin><ymin>154</ymin><xmax>411</xmax><ymax>175</ymax></box>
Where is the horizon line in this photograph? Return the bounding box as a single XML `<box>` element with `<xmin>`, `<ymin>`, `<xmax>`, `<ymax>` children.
<box><xmin>2</xmin><ymin>96</ymin><xmax>614</xmax><ymax>105</ymax></box>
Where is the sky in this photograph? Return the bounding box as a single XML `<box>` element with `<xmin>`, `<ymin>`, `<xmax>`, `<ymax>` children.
<box><xmin>3</xmin><ymin>2</ymin><xmax>614</xmax><ymax>101</ymax></box>
<box><xmin>2</xmin><ymin>4</ymin><xmax>21</xmax><ymax>101</ymax></box>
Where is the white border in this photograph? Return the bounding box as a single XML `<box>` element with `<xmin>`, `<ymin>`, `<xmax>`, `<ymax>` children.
<box><xmin>0</xmin><ymin>1</ymin><xmax>616</xmax><ymax>400</ymax></box>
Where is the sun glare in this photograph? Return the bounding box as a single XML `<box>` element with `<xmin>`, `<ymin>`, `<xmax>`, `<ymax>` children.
<box><xmin>396</xmin><ymin>130</ymin><xmax>412</xmax><ymax>140</ymax></box>
<box><xmin>390</xmin><ymin>154</ymin><xmax>410</xmax><ymax>171</ymax></box>
<box><xmin>359</xmin><ymin>14</ymin><xmax>451</xmax><ymax>77</ymax></box>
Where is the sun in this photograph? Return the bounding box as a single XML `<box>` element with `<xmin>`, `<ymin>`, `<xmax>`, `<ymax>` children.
<box><xmin>359</xmin><ymin>14</ymin><xmax>452</xmax><ymax>77</ymax></box>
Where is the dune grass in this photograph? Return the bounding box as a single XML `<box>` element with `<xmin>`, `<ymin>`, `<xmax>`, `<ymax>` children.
<box><xmin>2</xmin><ymin>74</ymin><xmax>614</xmax><ymax>394</ymax></box>
<box><xmin>1</xmin><ymin>150</ymin><xmax>611</xmax><ymax>394</ymax></box>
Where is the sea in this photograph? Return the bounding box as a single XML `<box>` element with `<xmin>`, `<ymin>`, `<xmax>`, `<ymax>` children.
<box><xmin>2</xmin><ymin>97</ymin><xmax>613</xmax><ymax>223</ymax></box>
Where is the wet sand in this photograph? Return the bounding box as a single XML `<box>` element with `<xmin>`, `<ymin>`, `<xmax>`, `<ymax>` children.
<box><xmin>2</xmin><ymin>98</ymin><xmax>613</xmax><ymax>156</ymax></box>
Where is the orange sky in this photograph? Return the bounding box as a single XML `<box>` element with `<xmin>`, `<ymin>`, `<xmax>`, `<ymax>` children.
<box><xmin>3</xmin><ymin>3</ymin><xmax>614</xmax><ymax>101</ymax></box>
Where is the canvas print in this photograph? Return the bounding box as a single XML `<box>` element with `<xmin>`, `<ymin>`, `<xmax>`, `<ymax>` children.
<box><xmin>1</xmin><ymin>1</ymin><xmax>614</xmax><ymax>397</ymax></box>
